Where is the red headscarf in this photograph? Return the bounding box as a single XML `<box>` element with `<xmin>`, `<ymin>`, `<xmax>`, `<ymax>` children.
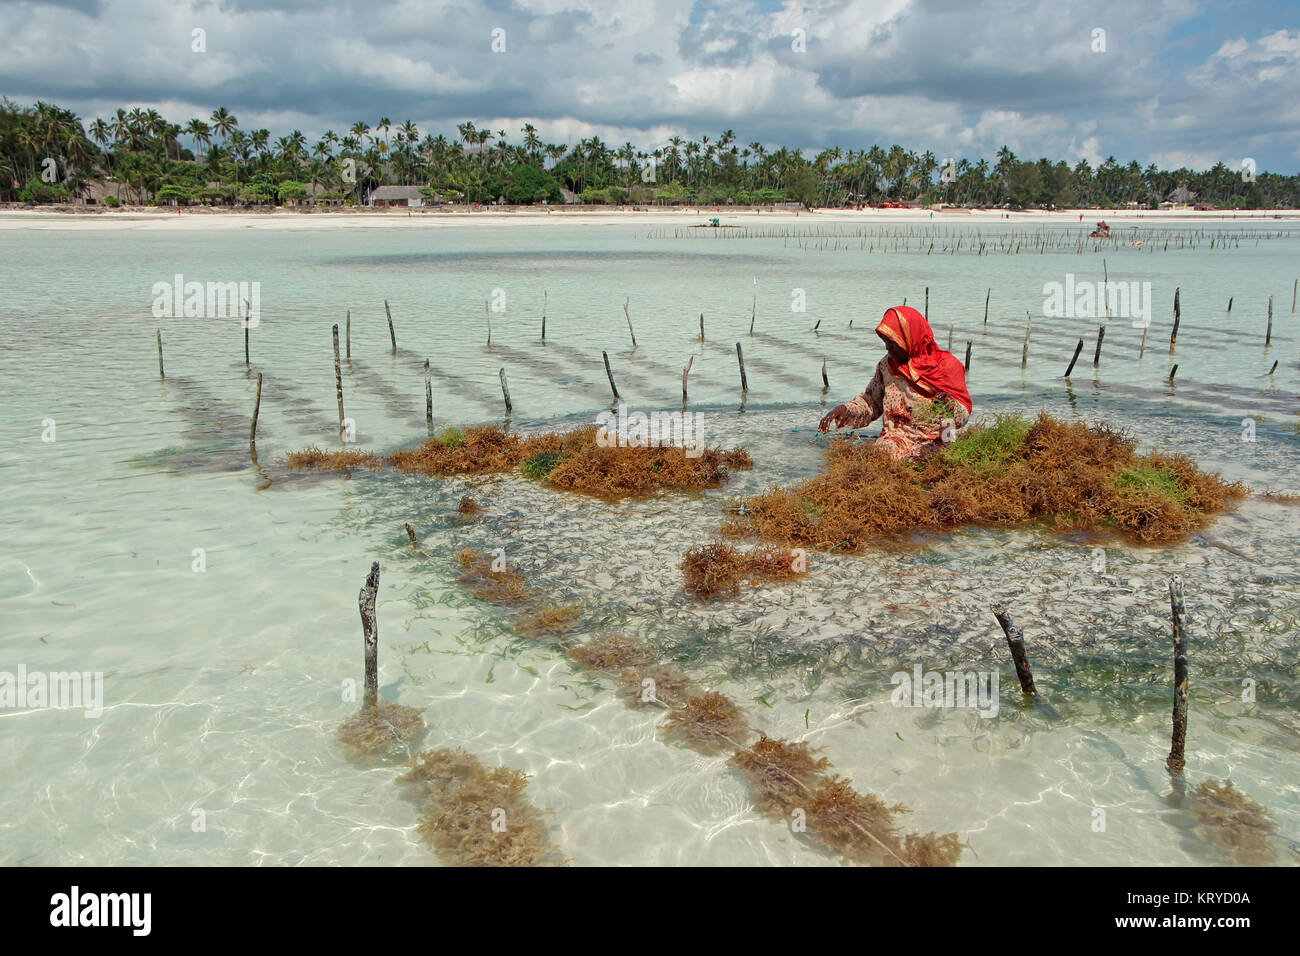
<box><xmin>875</xmin><ymin>306</ymin><xmax>973</xmax><ymax>413</ymax></box>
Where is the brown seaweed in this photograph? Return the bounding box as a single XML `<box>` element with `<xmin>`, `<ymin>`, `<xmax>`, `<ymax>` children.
<box><xmin>456</xmin><ymin>548</ymin><xmax>530</xmax><ymax>605</ymax></box>
<box><xmin>724</xmin><ymin>413</ymin><xmax>1244</xmax><ymax>550</ymax></box>
<box><xmin>335</xmin><ymin>700</ymin><xmax>426</xmax><ymax>762</ymax></box>
<box><xmin>1187</xmin><ymin>778</ymin><xmax>1278</xmax><ymax>865</ymax></box>
<box><xmin>396</xmin><ymin>747</ymin><xmax>562</xmax><ymax>866</ymax></box>
<box><xmin>566</xmin><ymin>633</ymin><xmax>656</xmax><ymax>673</ymax></box>
<box><xmin>614</xmin><ymin>664</ymin><xmax>699</xmax><ymax>709</ymax></box>
<box><xmin>661</xmin><ymin>690</ymin><xmax>750</xmax><ymax>755</ymax></box>
<box><xmin>682</xmin><ymin>543</ymin><xmax>808</xmax><ymax>598</ymax></box>
<box><xmin>289</xmin><ymin>424</ymin><xmax>752</xmax><ymax>499</ymax></box>
<box><xmin>514</xmin><ymin>603</ymin><xmax>583</xmax><ymax>639</ymax></box>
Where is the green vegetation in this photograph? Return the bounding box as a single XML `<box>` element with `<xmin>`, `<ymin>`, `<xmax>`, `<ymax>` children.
<box><xmin>519</xmin><ymin>450</ymin><xmax>562</xmax><ymax>480</ymax></box>
<box><xmin>939</xmin><ymin>414</ymin><xmax>1032</xmax><ymax>471</ymax></box>
<box><xmin>435</xmin><ymin>427</ymin><xmax>464</xmax><ymax>449</ymax></box>
<box><xmin>4</xmin><ymin>97</ymin><xmax>1298</xmax><ymax>209</ymax></box>
<box><xmin>1113</xmin><ymin>464</ymin><xmax>1192</xmax><ymax>508</ymax></box>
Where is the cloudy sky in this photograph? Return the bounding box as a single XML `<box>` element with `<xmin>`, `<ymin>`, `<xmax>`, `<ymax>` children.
<box><xmin>1</xmin><ymin>0</ymin><xmax>1297</xmax><ymax>171</ymax></box>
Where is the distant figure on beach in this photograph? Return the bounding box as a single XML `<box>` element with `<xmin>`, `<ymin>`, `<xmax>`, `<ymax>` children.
<box><xmin>818</xmin><ymin>306</ymin><xmax>972</xmax><ymax>460</ymax></box>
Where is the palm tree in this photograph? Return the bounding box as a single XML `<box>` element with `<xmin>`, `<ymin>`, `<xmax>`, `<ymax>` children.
<box><xmin>210</xmin><ymin>107</ymin><xmax>237</xmax><ymax>142</ymax></box>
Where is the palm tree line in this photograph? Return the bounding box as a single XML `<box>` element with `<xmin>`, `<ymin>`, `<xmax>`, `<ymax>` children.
<box><xmin>1</xmin><ymin>97</ymin><xmax>1296</xmax><ymax>209</ymax></box>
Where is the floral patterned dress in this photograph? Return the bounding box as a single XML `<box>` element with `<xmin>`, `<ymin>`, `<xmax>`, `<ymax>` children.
<box><xmin>837</xmin><ymin>357</ymin><xmax>970</xmax><ymax>460</ymax></box>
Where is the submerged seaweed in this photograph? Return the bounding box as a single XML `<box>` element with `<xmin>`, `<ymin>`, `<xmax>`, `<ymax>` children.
<box><xmin>661</xmin><ymin>690</ymin><xmax>751</xmax><ymax>755</ymax></box>
<box><xmin>1187</xmin><ymin>778</ymin><xmax>1278</xmax><ymax>865</ymax></box>
<box><xmin>335</xmin><ymin>700</ymin><xmax>426</xmax><ymax>762</ymax></box>
<box><xmin>724</xmin><ymin>413</ymin><xmax>1245</xmax><ymax>550</ymax></box>
<box><xmin>515</xmin><ymin>603</ymin><xmax>582</xmax><ymax>639</ymax></box>
<box><xmin>456</xmin><ymin>548</ymin><xmax>531</xmax><ymax>605</ymax></box>
<box><xmin>396</xmin><ymin>748</ymin><xmax>562</xmax><ymax>866</ymax></box>
<box><xmin>682</xmin><ymin>543</ymin><xmax>808</xmax><ymax>598</ymax></box>
<box><xmin>567</xmin><ymin>633</ymin><xmax>656</xmax><ymax>673</ymax></box>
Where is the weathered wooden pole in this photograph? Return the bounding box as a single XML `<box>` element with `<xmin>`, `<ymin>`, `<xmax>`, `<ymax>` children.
<box><xmin>736</xmin><ymin>342</ymin><xmax>749</xmax><ymax>392</ymax></box>
<box><xmin>1064</xmin><ymin>338</ymin><xmax>1084</xmax><ymax>378</ymax></box>
<box><xmin>1093</xmin><ymin>324</ymin><xmax>1106</xmax><ymax>366</ymax></box>
<box><xmin>947</xmin><ymin>325</ymin><xmax>953</xmax><ymax>351</ymax></box>
<box><xmin>682</xmin><ymin>355</ymin><xmax>692</xmax><ymax>410</ymax></box>
<box><xmin>404</xmin><ymin>523</ymin><xmax>417</xmax><ymax>551</ymax></box>
<box><xmin>1265</xmin><ymin>295</ymin><xmax>1273</xmax><ymax>347</ymax></box>
<box><xmin>821</xmin><ymin>356</ymin><xmax>829</xmax><ymax>389</ymax></box>
<box><xmin>359</xmin><ymin>561</ymin><xmax>380</xmax><ymax>713</ymax></box>
<box><xmin>423</xmin><ymin>359</ymin><xmax>432</xmax><ymax>429</ymax></box>
<box><xmin>156</xmin><ymin>329</ymin><xmax>164</xmax><ymax>379</ymax></box>
<box><xmin>1227</xmin><ymin>296</ymin><xmax>1233</xmax><ymax>313</ymax></box>
<box><xmin>1292</xmin><ymin>279</ymin><xmax>1297</xmax><ymax>314</ymax></box>
<box><xmin>499</xmin><ymin>368</ymin><xmax>512</xmax><ymax>415</ymax></box>
<box><xmin>983</xmin><ymin>288</ymin><xmax>990</xmax><ymax>326</ymax></box>
<box><xmin>541</xmin><ymin>291</ymin><xmax>547</xmax><ymax>341</ymax></box>
<box><xmin>699</xmin><ymin>312</ymin><xmax>704</xmax><ymax>341</ymax></box>
<box><xmin>244</xmin><ymin>302</ymin><xmax>250</xmax><ymax>366</ymax></box>
<box><xmin>346</xmin><ymin>310</ymin><xmax>351</xmax><ymax>360</ymax></box>
<box><xmin>1170</xmin><ymin>288</ymin><xmax>1181</xmax><ymax>355</ymax></box>
<box><xmin>749</xmin><ymin>278</ymin><xmax>757</xmax><ymax>335</ymax></box>
<box><xmin>1168</xmin><ymin>364</ymin><xmax>1179</xmax><ymax>382</ymax></box>
<box><xmin>1021</xmin><ymin>313</ymin><xmax>1032</xmax><ymax>369</ymax></box>
<box><xmin>249</xmin><ymin>372</ymin><xmax>263</xmax><ymax>448</ymax></box>
<box><xmin>623</xmin><ymin>297</ymin><xmax>637</xmax><ymax>348</ymax></box>
<box><xmin>333</xmin><ymin>324</ymin><xmax>346</xmax><ymax>443</ymax></box>
<box><xmin>485</xmin><ymin>300</ymin><xmax>492</xmax><ymax>347</ymax></box>
<box><xmin>811</xmin><ymin>319</ymin><xmax>821</xmax><ymax>332</ymax></box>
<box><xmin>1139</xmin><ymin>323</ymin><xmax>1148</xmax><ymax>358</ymax></box>
<box><xmin>602</xmin><ymin>350</ymin><xmax>621</xmax><ymax>402</ymax></box>
<box><xmin>384</xmin><ymin>300</ymin><xmax>397</xmax><ymax>352</ymax></box>
<box><xmin>1268</xmin><ymin>360</ymin><xmax>1278</xmax><ymax>375</ymax></box>
<box><xmin>963</xmin><ymin>341</ymin><xmax>972</xmax><ymax>372</ymax></box>
<box><xmin>924</xmin><ymin>286</ymin><xmax>929</xmax><ymax>319</ymax></box>
<box><xmin>992</xmin><ymin>604</ymin><xmax>1037</xmax><ymax>696</ymax></box>
<box><xmin>1166</xmin><ymin>576</ymin><xmax>1188</xmax><ymax>776</ymax></box>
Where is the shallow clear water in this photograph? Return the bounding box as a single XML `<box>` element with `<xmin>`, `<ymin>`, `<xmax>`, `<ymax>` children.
<box><xmin>1</xmin><ymin>215</ymin><xmax>1297</xmax><ymax>866</ymax></box>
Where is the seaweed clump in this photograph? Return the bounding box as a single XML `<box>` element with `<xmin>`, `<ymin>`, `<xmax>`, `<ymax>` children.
<box><xmin>566</xmin><ymin>633</ymin><xmax>656</xmax><ymax>673</ymax></box>
<box><xmin>681</xmin><ymin>544</ymin><xmax>808</xmax><ymax>598</ymax></box>
<box><xmin>724</xmin><ymin>413</ymin><xmax>1244</xmax><ymax>550</ymax></box>
<box><xmin>615</xmin><ymin>664</ymin><xmax>699</xmax><ymax>709</ymax></box>
<box><xmin>661</xmin><ymin>691</ymin><xmax>750</xmax><ymax>755</ymax></box>
<box><xmin>728</xmin><ymin>736</ymin><xmax>963</xmax><ymax>867</ymax></box>
<box><xmin>1187</xmin><ymin>778</ymin><xmax>1278</xmax><ymax>865</ymax></box>
<box><xmin>515</xmin><ymin>603</ymin><xmax>582</xmax><ymax>639</ymax></box>
<box><xmin>396</xmin><ymin>748</ymin><xmax>563</xmax><ymax>866</ymax></box>
<box><xmin>289</xmin><ymin>424</ymin><xmax>752</xmax><ymax>499</ymax></box>
<box><xmin>335</xmin><ymin>700</ymin><xmax>426</xmax><ymax>762</ymax></box>
<box><xmin>456</xmin><ymin>548</ymin><xmax>530</xmax><ymax>605</ymax></box>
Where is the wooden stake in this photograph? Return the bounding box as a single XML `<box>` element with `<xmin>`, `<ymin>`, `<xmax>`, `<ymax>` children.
<box><xmin>1227</xmin><ymin>296</ymin><xmax>1233</xmax><ymax>313</ymax></box>
<box><xmin>1064</xmin><ymin>338</ymin><xmax>1084</xmax><ymax>378</ymax></box>
<box><xmin>602</xmin><ymin>350</ymin><xmax>621</xmax><ymax>402</ymax></box>
<box><xmin>385</xmin><ymin>300</ymin><xmax>397</xmax><ymax>352</ymax></box>
<box><xmin>947</xmin><ymin>325</ymin><xmax>953</xmax><ymax>351</ymax></box>
<box><xmin>682</xmin><ymin>355</ymin><xmax>693</xmax><ymax>409</ymax></box>
<box><xmin>1265</xmin><ymin>295</ymin><xmax>1273</xmax><ymax>347</ymax></box>
<box><xmin>963</xmin><ymin>341</ymin><xmax>971</xmax><ymax>372</ymax></box>
<box><xmin>992</xmin><ymin>604</ymin><xmax>1037</xmax><ymax>696</ymax></box>
<box><xmin>1168</xmin><ymin>364</ymin><xmax>1179</xmax><ymax>382</ymax></box>
<box><xmin>249</xmin><ymin>372</ymin><xmax>263</xmax><ymax>448</ymax></box>
<box><xmin>736</xmin><ymin>342</ymin><xmax>748</xmax><ymax>392</ymax></box>
<box><xmin>156</xmin><ymin>329</ymin><xmax>164</xmax><ymax>379</ymax></box>
<box><xmin>499</xmin><ymin>368</ymin><xmax>512</xmax><ymax>415</ymax></box>
<box><xmin>1292</xmin><ymin>279</ymin><xmax>1297</xmax><ymax>314</ymax></box>
<box><xmin>1170</xmin><ymin>288</ymin><xmax>1180</xmax><ymax>355</ymax></box>
<box><xmin>404</xmin><ymin>523</ymin><xmax>417</xmax><ymax>551</ymax></box>
<box><xmin>333</xmin><ymin>324</ymin><xmax>346</xmax><ymax>443</ymax></box>
<box><xmin>924</xmin><ymin>286</ymin><xmax>929</xmax><ymax>319</ymax></box>
<box><xmin>1139</xmin><ymin>324</ymin><xmax>1148</xmax><ymax>358</ymax></box>
<box><xmin>423</xmin><ymin>359</ymin><xmax>432</xmax><ymax>428</ymax></box>
<box><xmin>346</xmin><ymin>310</ymin><xmax>351</xmax><ymax>360</ymax></box>
<box><xmin>1268</xmin><ymin>360</ymin><xmax>1278</xmax><ymax>375</ymax></box>
<box><xmin>811</xmin><ymin>319</ymin><xmax>820</xmax><ymax>332</ymax></box>
<box><xmin>1166</xmin><ymin>575</ymin><xmax>1188</xmax><ymax>776</ymax></box>
<box><xmin>359</xmin><ymin>561</ymin><xmax>380</xmax><ymax>713</ymax></box>
<box><xmin>749</xmin><ymin>278</ymin><xmax>756</xmax><ymax>334</ymax></box>
<box><xmin>821</xmin><ymin>356</ymin><xmax>829</xmax><ymax>388</ymax></box>
<box><xmin>699</xmin><ymin>312</ymin><xmax>704</xmax><ymax>341</ymax></box>
<box><xmin>623</xmin><ymin>297</ymin><xmax>637</xmax><ymax>348</ymax></box>
<box><xmin>983</xmin><ymin>288</ymin><xmax>990</xmax><ymax>325</ymax></box>
<box><xmin>485</xmin><ymin>301</ymin><xmax>491</xmax><ymax>347</ymax></box>
<box><xmin>244</xmin><ymin>300</ymin><xmax>250</xmax><ymax>366</ymax></box>
<box><xmin>541</xmin><ymin>291</ymin><xmax>547</xmax><ymax>341</ymax></box>
<box><xmin>1093</xmin><ymin>324</ymin><xmax>1105</xmax><ymax>366</ymax></box>
<box><xmin>1021</xmin><ymin>313</ymin><xmax>1032</xmax><ymax>369</ymax></box>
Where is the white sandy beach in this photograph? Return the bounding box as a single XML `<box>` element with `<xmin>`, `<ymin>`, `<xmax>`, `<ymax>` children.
<box><xmin>0</xmin><ymin>205</ymin><xmax>1296</xmax><ymax>231</ymax></box>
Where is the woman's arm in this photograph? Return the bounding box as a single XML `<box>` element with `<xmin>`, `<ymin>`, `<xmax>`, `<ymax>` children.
<box><xmin>819</xmin><ymin>362</ymin><xmax>885</xmax><ymax>432</ymax></box>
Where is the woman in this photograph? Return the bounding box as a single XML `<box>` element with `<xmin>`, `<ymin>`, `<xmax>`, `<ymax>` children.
<box><xmin>818</xmin><ymin>305</ymin><xmax>972</xmax><ymax>460</ymax></box>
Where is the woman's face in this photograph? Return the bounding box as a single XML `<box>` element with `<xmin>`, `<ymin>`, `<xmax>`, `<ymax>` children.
<box><xmin>880</xmin><ymin>336</ymin><xmax>909</xmax><ymax>365</ymax></box>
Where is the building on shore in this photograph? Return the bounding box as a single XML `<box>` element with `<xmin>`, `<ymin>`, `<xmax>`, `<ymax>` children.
<box><xmin>367</xmin><ymin>185</ymin><xmax>424</xmax><ymax>207</ymax></box>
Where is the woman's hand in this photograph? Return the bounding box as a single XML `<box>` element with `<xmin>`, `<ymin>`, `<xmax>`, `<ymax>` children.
<box><xmin>818</xmin><ymin>404</ymin><xmax>850</xmax><ymax>433</ymax></box>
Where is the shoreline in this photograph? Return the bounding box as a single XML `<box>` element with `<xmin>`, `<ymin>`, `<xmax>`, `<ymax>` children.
<box><xmin>1</xmin><ymin>204</ymin><xmax>1297</xmax><ymax>232</ymax></box>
